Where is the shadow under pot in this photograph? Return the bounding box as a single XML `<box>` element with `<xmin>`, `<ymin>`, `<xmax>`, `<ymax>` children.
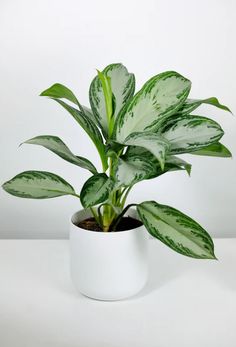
<box><xmin>70</xmin><ymin>208</ymin><xmax>149</xmax><ymax>301</ymax></box>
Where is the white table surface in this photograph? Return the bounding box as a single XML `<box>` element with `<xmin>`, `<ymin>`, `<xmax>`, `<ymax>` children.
<box><xmin>0</xmin><ymin>238</ymin><xmax>236</xmax><ymax>347</ymax></box>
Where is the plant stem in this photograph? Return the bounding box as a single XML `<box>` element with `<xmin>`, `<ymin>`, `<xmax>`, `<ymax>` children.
<box><xmin>71</xmin><ymin>193</ymin><xmax>80</xmax><ymax>198</ymax></box>
<box><xmin>120</xmin><ymin>186</ymin><xmax>133</xmax><ymax>209</ymax></box>
<box><xmin>98</xmin><ymin>203</ymin><xmax>114</xmax><ymax>232</ymax></box>
<box><xmin>103</xmin><ymin>205</ymin><xmax>110</xmax><ymax>232</ymax></box>
<box><xmin>90</xmin><ymin>207</ymin><xmax>100</xmax><ymax>226</ymax></box>
<box><xmin>109</xmin><ymin>203</ymin><xmax>137</xmax><ymax>231</ymax></box>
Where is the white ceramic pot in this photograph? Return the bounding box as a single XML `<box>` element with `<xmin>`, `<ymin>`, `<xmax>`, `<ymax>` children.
<box><xmin>70</xmin><ymin>208</ymin><xmax>148</xmax><ymax>301</ymax></box>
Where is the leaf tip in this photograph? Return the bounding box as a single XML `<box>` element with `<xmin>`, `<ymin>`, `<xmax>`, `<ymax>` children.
<box><xmin>186</xmin><ymin>165</ymin><xmax>192</xmax><ymax>176</ymax></box>
<box><xmin>39</xmin><ymin>89</ymin><xmax>49</xmax><ymax>97</ymax></box>
<box><xmin>207</xmin><ymin>250</ymin><xmax>217</xmax><ymax>260</ymax></box>
<box><xmin>210</xmin><ymin>253</ymin><xmax>218</xmax><ymax>260</ymax></box>
<box><xmin>1</xmin><ymin>180</ymin><xmax>9</xmax><ymax>193</ymax></box>
<box><xmin>160</xmin><ymin>160</ymin><xmax>165</xmax><ymax>171</ymax></box>
<box><xmin>19</xmin><ymin>139</ymin><xmax>30</xmax><ymax>147</ymax></box>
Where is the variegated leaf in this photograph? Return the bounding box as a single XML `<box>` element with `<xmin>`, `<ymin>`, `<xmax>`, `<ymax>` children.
<box><xmin>23</xmin><ymin>135</ymin><xmax>97</xmax><ymax>173</ymax></box>
<box><xmin>89</xmin><ymin>63</ymin><xmax>135</xmax><ymax>137</ymax></box>
<box><xmin>115</xmin><ymin>151</ymin><xmax>191</xmax><ymax>187</ymax></box>
<box><xmin>179</xmin><ymin>97</ymin><xmax>232</xmax><ymax>116</ymax></box>
<box><xmin>114</xmin><ymin>156</ymin><xmax>156</xmax><ymax>187</ymax></box>
<box><xmin>137</xmin><ymin>201</ymin><xmax>216</xmax><ymax>259</ymax></box>
<box><xmin>80</xmin><ymin>173</ymin><xmax>114</xmax><ymax>208</ymax></box>
<box><xmin>126</xmin><ymin>146</ymin><xmax>191</xmax><ymax>174</ymax></box>
<box><xmin>191</xmin><ymin>142</ymin><xmax>232</xmax><ymax>157</ymax></box>
<box><xmin>52</xmin><ymin>99</ymin><xmax>108</xmax><ymax>170</ymax></box>
<box><xmin>166</xmin><ymin>156</ymin><xmax>192</xmax><ymax>175</ymax></box>
<box><xmin>82</xmin><ymin>106</ymin><xmax>97</xmax><ymax>123</ymax></box>
<box><xmin>2</xmin><ymin>171</ymin><xmax>76</xmax><ymax>199</ymax></box>
<box><xmin>114</xmin><ymin>71</ymin><xmax>191</xmax><ymax>142</ymax></box>
<box><xmin>121</xmin><ymin>132</ymin><xmax>170</xmax><ymax>170</ymax></box>
<box><xmin>159</xmin><ymin>115</ymin><xmax>224</xmax><ymax>154</ymax></box>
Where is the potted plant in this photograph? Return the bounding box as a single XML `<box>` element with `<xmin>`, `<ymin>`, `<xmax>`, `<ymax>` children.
<box><xmin>2</xmin><ymin>63</ymin><xmax>232</xmax><ymax>300</ymax></box>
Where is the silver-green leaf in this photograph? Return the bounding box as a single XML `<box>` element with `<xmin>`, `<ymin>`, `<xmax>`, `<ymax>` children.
<box><xmin>82</xmin><ymin>106</ymin><xmax>97</xmax><ymax>123</ymax></box>
<box><xmin>126</xmin><ymin>146</ymin><xmax>192</xmax><ymax>175</ymax></box>
<box><xmin>126</xmin><ymin>146</ymin><xmax>192</xmax><ymax>177</ymax></box>
<box><xmin>80</xmin><ymin>173</ymin><xmax>114</xmax><ymax>208</ymax></box>
<box><xmin>114</xmin><ymin>71</ymin><xmax>191</xmax><ymax>142</ymax></box>
<box><xmin>89</xmin><ymin>63</ymin><xmax>135</xmax><ymax>137</ymax></box>
<box><xmin>2</xmin><ymin>171</ymin><xmax>76</xmax><ymax>199</ymax></box>
<box><xmin>121</xmin><ymin>132</ymin><xmax>170</xmax><ymax>170</ymax></box>
<box><xmin>165</xmin><ymin>156</ymin><xmax>192</xmax><ymax>175</ymax></box>
<box><xmin>115</xmin><ymin>151</ymin><xmax>191</xmax><ymax>187</ymax></box>
<box><xmin>114</xmin><ymin>155</ymin><xmax>156</xmax><ymax>187</ymax></box>
<box><xmin>159</xmin><ymin>115</ymin><xmax>224</xmax><ymax>154</ymax></box>
<box><xmin>23</xmin><ymin>135</ymin><xmax>97</xmax><ymax>174</ymax></box>
<box><xmin>137</xmin><ymin>201</ymin><xmax>216</xmax><ymax>259</ymax></box>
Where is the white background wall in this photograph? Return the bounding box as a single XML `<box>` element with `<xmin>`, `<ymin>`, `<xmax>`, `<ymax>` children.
<box><xmin>0</xmin><ymin>0</ymin><xmax>235</xmax><ymax>239</ymax></box>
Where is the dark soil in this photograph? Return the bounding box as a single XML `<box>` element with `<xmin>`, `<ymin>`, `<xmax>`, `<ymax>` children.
<box><xmin>75</xmin><ymin>216</ymin><xmax>143</xmax><ymax>232</ymax></box>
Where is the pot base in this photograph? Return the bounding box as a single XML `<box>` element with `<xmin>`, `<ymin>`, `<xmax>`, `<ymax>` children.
<box><xmin>70</xmin><ymin>209</ymin><xmax>149</xmax><ymax>301</ymax></box>
<box><xmin>77</xmin><ymin>280</ymin><xmax>147</xmax><ymax>301</ymax></box>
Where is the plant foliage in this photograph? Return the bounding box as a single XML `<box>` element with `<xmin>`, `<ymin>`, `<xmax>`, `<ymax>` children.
<box><xmin>2</xmin><ymin>63</ymin><xmax>232</xmax><ymax>259</ymax></box>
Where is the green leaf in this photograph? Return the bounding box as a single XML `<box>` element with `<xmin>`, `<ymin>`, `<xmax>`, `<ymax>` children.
<box><xmin>97</xmin><ymin>70</ymin><xmax>113</xmax><ymax>127</ymax></box>
<box><xmin>137</xmin><ymin>201</ymin><xmax>216</xmax><ymax>259</ymax></box>
<box><xmin>2</xmin><ymin>171</ymin><xmax>76</xmax><ymax>199</ymax></box>
<box><xmin>121</xmin><ymin>132</ymin><xmax>170</xmax><ymax>170</ymax></box>
<box><xmin>114</xmin><ymin>71</ymin><xmax>191</xmax><ymax>142</ymax></box>
<box><xmin>126</xmin><ymin>145</ymin><xmax>192</xmax><ymax>175</ymax></box>
<box><xmin>114</xmin><ymin>155</ymin><xmax>157</xmax><ymax>187</ymax></box>
<box><xmin>159</xmin><ymin>115</ymin><xmax>224</xmax><ymax>154</ymax></box>
<box><xmin>40</xmin><ymin>83</ymin><xmax>98</xmax><ymax>124</ymax></box>
<box><xmin>23</xmin><ymin>135</ymin><xmax>97</xmax><ymax>174</ymax></box>
<box><xmin>40</xmin><ymin>83</ymin><xmax>79</xmax><ymax>106</ymax></box>
<box><xmin>115</xmin><ymin>150</ymin><xmax>191</xmax><ymax>187</ymax></box>
<box><xmin>179</xmin><ymin>97</ymin><xmax>232</xmax><ymax>115</ymax></box>
<box><xmin>52</xmin><ymin>99</ymin><xmax>108</xmax><ymax>171</ymax></box>
<box><xmin>191</xmin><ymin>142</ymin><xmax>232</xmax><ymax>158</ymax></box>
<box><xmin>40</xmin><ymin>84</ymin><xmax>107</xmax><ymax>170</ymax></box>
<box><xmin>82</xmin><ymin>105</ymin><xmax>97</xmax><ymax>123</ymax></box>
<box><xmin>165</xmin><ymin>156</ymin><xmax>192</xmax><ymax>175</ymax></box>
<box><xmin>80</xmin><ymin>173</ymin><xmax>114</xmax><ymax>208</ymax></box>
<box><xmin>89</xmin><ymin>63</ymin><xmax>135</xmax><ymax>137</ymax></box>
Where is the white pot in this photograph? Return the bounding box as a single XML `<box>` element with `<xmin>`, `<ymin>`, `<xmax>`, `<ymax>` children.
<box><xmin>70</xmin><ymin>208</ymin><xmax>149</xmax><ymax>301</ymax></box>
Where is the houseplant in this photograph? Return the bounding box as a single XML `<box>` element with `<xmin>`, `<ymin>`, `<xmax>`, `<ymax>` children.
<box><xmin>2</xmin><ymin>63</ymin><xmax>232</xmax><ymax>300</ymax></box>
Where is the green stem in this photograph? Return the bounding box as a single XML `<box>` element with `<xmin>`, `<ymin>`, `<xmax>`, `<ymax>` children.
<box><xmin>107</xmin><ymin>157</ymin><xmax>114</xmax><ymax>219</ymax></box>
<box><xmin>120</xmin><ymin>185</ymin><xmax>133</xmax><ymax>209</ymax></box>
<box><xmin>90</xmin><ymin>207</ymin><xmax>100</xmax><ymax>226</ymax></box>
<box><xmin>103</xmin><ymin>205</ymin><xmax>111</xmax><ymax>232</ymax></box>
<box><xmin>98</xmin><ymin>203</ymin><xmax>114</xmax><ymax>232</ymax></box>
<box><xmin>71</xmin><ymin>193</ymin><xmax>80</xmax><ymax>198</ymax></box>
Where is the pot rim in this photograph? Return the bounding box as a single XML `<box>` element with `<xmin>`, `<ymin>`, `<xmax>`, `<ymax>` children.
<box><xmin>70</xmin><ymin>208</ymin><xmax>144</xmax><ymax>234</ymax></box>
